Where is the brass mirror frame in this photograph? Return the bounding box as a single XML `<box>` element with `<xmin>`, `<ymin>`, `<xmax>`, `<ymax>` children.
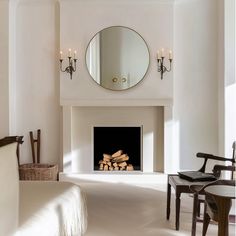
<box><xmin>85</xmin><ymin>26</ymin><xmax>150</xmax><ymax>91</ymax></box>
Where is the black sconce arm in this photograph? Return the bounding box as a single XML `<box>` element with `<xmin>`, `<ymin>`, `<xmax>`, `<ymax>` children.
<box><xmin>157</xmin><ymin>57</ymin><xmax>173</xmax><ymax>80</ymax></box>
<box><xmin>60</xmin><ymin>55</ymin><xmax>77</xmax><ymax>80</ymax></box>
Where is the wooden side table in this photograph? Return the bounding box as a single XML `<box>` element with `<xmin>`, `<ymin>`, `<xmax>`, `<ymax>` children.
<box><xmin>167</xmin><ymin>175</ymin><xmax>192</xmax><ymax>230</ymax></box>
<box><xmin>167</xmin><ymin>174</ymin><xmax>211</xmax><ymax>232</ymax></box>
<box><xmin>204</xmin><ymin>185</ymin><xmax>236</xmax><ymax>236</ymax></box>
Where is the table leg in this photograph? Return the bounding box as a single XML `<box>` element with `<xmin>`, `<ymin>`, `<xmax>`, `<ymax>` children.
<box><xmin>176</xmin><ymin>192</ymin><xmax>181</xmax><ymax>230</ymax></box>
<box><xmin>167</xmin><ymin>182</ymin><xmax>171</xmax><ymax>220</ymax></box>
<box><xmin>191</xmin><ymin>193</ymin><xmax>198</xmax><ymax>236</ymax></box>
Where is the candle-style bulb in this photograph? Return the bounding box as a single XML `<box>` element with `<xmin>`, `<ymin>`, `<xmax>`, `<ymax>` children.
<box><xmin>60</xmin><ymin>51</ymin><xmax>63</xmax><ymax>59</ymax></box>
<box><xmin>161</xmin><ymin>48</ymin><xmax>165</xmax><ymax>58</ymax></box>
<box><xmin>74</xmin><ymin>50</ymin><xmax>77</xmax><ymax>59</ymax></box>
<box><xmin>157</xmin><ymin>50</ymin><xmax>160</xmax><ymax>60</ymax></box>
<box><xmin>169</xmin><ymin>50</ymin><xmax>173</xmax><ymax>60</ymax></box>
<box><xmin>68</xmin><ymin>48</ymin><xmax>71</xmax><ymax>57</ymax></box>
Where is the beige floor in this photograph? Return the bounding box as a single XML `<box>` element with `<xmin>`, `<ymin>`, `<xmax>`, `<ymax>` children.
<box><xmin>73</xmin><ymin>180</ymin><xmax>235</xmax><ymax>236</ymax></box>
<box><xmin>57</xmin><ymin>173</ymin><xmax>236</xmax><ymax>236</ymax></box>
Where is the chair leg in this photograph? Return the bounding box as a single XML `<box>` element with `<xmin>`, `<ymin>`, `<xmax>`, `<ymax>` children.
<box><xmin>197</xmin><ymin>201</ymin><xmax>201</xmax><ymax>217</ymax></box>
<box><xmin>202</xmin><ymin>204</ymin><xmax>210</xmax><ymax>236</ymax></box>
<box><xmin>167</xmin><ymin>182</ymin><xmax>171</xmax><ymax>220</ymax></box>
<box><xmin>191</xmin><ymin>193</ymin><xmax>198</xmax><ymax>236</ymax></box>
<box><xmin>175</xmin><ymin>192</ymin><xmax>181</xmax><ymax>230</ymax></box>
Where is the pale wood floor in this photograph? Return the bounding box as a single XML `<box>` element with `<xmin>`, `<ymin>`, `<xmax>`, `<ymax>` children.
<box><xmin>61</xmin><ymin>175</ymin><xmax>236</xmax><ymax>236</ymax></box>
<box><xmin>66</xmin><ymin>178</ymin><xmax>235</xmax><ymax>236</ymax></box>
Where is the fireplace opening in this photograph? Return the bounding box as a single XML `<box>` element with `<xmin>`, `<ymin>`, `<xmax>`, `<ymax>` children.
<box><xmin>93</xmin><ymin>126</ymin><xmax>142</xmax><ymax>171</ymax></box>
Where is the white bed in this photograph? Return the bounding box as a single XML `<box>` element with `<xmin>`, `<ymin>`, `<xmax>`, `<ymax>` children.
<box><xmin>0</xmin><ymin>141</ymin><xmax>87</xmax><ymax>236</ymax></box>
<box><xmin>17</xmin><ymin>181</ymin><xmax>87</xmax><ymax>236</ymax></box>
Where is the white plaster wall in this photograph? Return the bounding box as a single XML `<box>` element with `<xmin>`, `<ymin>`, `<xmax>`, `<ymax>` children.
<box><xmin>217</xmin><ymin>0</ymin><xmax>225</xmax><ymax>156</ymax></box>
<box><xmin>60</xmin><ymin>0</ymin><xmax>174</xmax><ymax>103</ymax></box>
<box><xmin>3</xmin><ymin>0</ymin><xmax>223</xmax><ymax>173</ymax></box>
<box><xmin>0</xmin><ymin>0</ymin><xmax>9</xmax><ymax>137</ymax></box>
<box><xmin>224</xmin><ymin>0</ymin><xmax>236</xmax><ymax>158</ymax></box>
<box><xmin>12</xmin><ymin>0</ymin><xmax>60</xmax><ymax>164</ymax></box>
<box><xmin>225</xmin><ymin>0</ymin><xmax>235</xmax><ymax>87</ymax></box>
<box><xmin>174</xmin><ymin>0</ymin><xmax>219</xmax><ymax>170</ymax></box>
<box><xmin>71</xmin><ymin>107</ymin><xmax>164</xmax><ymax>173</ymax></box>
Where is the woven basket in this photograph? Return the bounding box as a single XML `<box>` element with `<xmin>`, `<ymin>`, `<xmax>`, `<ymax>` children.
<box><xmin>19</xmin><ymin>163</ymin><xmax>58</xmax><ymax>181</ymax></box>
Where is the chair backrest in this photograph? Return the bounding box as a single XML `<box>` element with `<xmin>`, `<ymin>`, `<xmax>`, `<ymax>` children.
<box><xmin>0</xmin><ymin>141</ymin><xmax>19</xmax><ymax>235</ymax></box>
<box><xmin>212</xmin><ymin>165</ymin><xmax>236</xmax><ymax>179</ymax></box>
<box><xmin>214</xmin><ymin>142</ymin><xmax>236</xmax><ymax>179</ymax></box>
<box><xmin>197</xmin><ymin>141</ymin><xmax>236</xmax><ymax>173</ymax></box>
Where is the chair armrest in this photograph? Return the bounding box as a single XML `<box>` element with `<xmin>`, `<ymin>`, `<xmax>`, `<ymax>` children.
<box><xmin>197</xmin><ymin>152</ymin><xmax>235</xmax><ymax>163</ymax></box>
<box><xmin>196</xmin><ymin>152</ymin><xmax>235</xmax><ymax>173</ymax></box>
<box><xmin>212</xmin><ymin>165</ymin><xmax>236</xmax><ymax>178</ymax></box>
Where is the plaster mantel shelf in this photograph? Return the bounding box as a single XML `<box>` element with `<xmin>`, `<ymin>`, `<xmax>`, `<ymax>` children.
<box><xmin>60</xmin><ymin>99</ymin><xmax>173</xmax><ymax>107</ymax></box>
<box><xmin>60</xmin><ymin>0</ymin><xmax>175</xmax><ymax>4</ymax></box>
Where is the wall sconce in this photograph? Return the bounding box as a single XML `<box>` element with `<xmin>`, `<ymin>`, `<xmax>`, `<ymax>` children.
<box><xmin>60</xmin><ymin>49</ymin><xmax>77</xmax><ymax>80</ymax></box>
<box><xmin>157</xmin><ymin>48</ymin><xmax>173</xmax><ymax>80</ymax></box>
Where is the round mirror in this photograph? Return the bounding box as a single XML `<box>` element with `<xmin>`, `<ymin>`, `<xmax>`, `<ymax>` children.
<box><xmin>86</xmin><ymin>26</ymin><xmax>150</xmax><ymax>91</ymax></box>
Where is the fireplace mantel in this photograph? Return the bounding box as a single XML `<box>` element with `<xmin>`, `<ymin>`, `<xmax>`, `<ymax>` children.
<box><xmin>61</xmin><ymin>100</ymin><xmax>175</xmax><ymax>174</ymax></box>
<box><xmin>60</xmin><ymin>98</ymin><xmax>173</xmax><ymax>107</ymax></box>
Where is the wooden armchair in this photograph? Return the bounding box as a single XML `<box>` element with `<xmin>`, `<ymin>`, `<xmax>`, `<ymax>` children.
<box><xmin>166</xmin><ymin>147</ymin><xmax>235</xmax><ymax>232</ymax></box>
<box><xmin>191</xmin><ymin>179</ymin><xmax>235</xmax><ymax>236</ymax></box>
<box><xmin>190</xmin><ymin>165</ymin><xmax>236</xmax><ymax>236</ymax></box>
<box><xmin>188</xmin><ymin>141</ymin><xmax>236</xmax><ymax>236</ymax></box>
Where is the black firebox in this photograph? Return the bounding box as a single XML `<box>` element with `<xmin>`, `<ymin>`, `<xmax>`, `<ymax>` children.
<box><xmin>93</xmin><ymin>126</ymin><xmax>142</xmax><ymax>171</ymax></box>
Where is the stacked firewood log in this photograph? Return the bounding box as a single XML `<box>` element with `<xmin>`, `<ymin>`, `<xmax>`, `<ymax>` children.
<box><xmin>98</xmin><ymin>150</ymin><xmax>134</xmax><ymax>171</ymax></box>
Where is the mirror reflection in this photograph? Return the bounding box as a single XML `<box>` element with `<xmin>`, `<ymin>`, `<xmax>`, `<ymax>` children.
<box><xmin>86</xmin><ymin>26</ymin><xmax>150</xmax><ymax>91</ymax></box>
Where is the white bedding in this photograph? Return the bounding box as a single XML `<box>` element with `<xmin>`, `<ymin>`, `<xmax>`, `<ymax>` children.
<box><xmin>16</xmin><ymin>181</ymin><xmax>87</xmax><ymax>236</ymax></box>
<box><xmin>0</xmin><ymin>143</ymin><xmax>19</xmax><ymax>236</ymax></box>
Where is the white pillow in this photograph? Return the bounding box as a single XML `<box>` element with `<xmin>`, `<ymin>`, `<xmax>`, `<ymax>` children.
<box><xmin>0</xmin><ymin>143</ymin><xmax>19</xmax><ymax>236</ymax></box>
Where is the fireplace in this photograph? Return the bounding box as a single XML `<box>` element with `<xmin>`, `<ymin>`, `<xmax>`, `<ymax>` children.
<box><xmin>62</xmin><ymin>105</ymin><xmax>170</xmax><ymax>174</ymax></box>
<box><xmin>93</xmin><ymin>126</ymin><xmax>142</xmax><ymax>171</ymax></box>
